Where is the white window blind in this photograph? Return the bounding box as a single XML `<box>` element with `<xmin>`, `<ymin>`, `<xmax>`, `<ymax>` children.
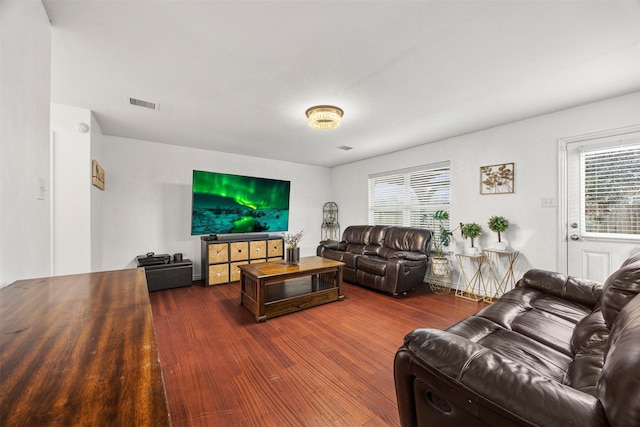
<box><xmin>582</xmin><ymin>144</ymin><xmax>640</xmax><ymax>237</ymax></box>
<box><xmin>368</xmin><ymin>162</ymin><xmax>451</xmax><ymax>230</ymax></box>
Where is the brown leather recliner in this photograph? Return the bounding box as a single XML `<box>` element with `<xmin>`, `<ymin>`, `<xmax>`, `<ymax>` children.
<box><xmin>394</xmin><ymin>253</ymin><xmax>640</xmax><ymax>427</ymax></box>
<box><xmin>317</xmin><ymin>225</ymin><xmax>431</xmax><ymax>295</ymax></box>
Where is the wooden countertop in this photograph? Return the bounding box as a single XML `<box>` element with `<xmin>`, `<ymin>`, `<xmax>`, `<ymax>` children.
<box><xmin>0</xmin><ymin>268</ymin><xmax>170</xmax><ymax>426</ymax></box>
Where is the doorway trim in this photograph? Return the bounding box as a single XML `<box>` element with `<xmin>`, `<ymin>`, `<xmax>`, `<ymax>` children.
<box><xmin>558</xmin><ymin>124</ymin><xmax>640</xmax><ymax>274</ymax></box>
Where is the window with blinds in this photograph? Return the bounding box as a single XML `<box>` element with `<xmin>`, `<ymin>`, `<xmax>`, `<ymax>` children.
<box><xmin>368</xmin><ymin>162</ymin><xmax>451</xmax><ymax>231</ymax></box>
<box><xmin>582</xmin><ymin>144</ymin><xmax>640</xmax><ymax>237</ymax></box>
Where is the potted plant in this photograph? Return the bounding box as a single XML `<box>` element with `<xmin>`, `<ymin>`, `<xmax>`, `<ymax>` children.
<box><xmin>460</xmin><ymin>222</ymin><xmax>482</xmax><ymax>254</ymax></box>
<box><xmin>488</xmin><ymin>216</ymin><xmax>509</xmax><ymax>250</ymax></box>
<box><xmin>424</xmin><ymin>210</ymin><xmax>455</xmax><ymax>275</ymax></box>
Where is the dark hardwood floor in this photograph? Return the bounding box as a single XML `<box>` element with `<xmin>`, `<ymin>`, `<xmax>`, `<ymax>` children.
<box><xmin>150</xmin><ymin>281</ymin><xmax>487</xmax><ymax>427</ymax></box>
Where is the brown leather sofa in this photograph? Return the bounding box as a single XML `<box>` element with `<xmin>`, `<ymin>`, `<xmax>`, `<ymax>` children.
<box><xmin>394</xmin><ymin>253</ymin><xmax>640</xmax><ymax>427</ymax></box>
<box><xmin>316</xmin><ymin>225</ymin><xmax>431</xmax><ymax>295</ymax></box>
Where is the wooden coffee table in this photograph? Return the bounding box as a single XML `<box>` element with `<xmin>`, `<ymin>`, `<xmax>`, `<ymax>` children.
<box><xmin>239</xmin><ymin>256</ymin><xmax>344</xmax><ymax>322</ymax></box>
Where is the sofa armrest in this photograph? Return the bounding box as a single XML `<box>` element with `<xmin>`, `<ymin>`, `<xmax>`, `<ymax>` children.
<box><xmin>391</xmin><ymin>251</ymin><xmax>427</xmax><ymax>261</ymax></box>
<box><xmin>318</xmin><ymin>240</ymin><xmax>346</xmax><ymax>251</ymax></box>
<box><xmin>517</xmin><ymin>269</ymin><xmax>603</xmax><ymax>307</ymax></box>
<box><xmin>398</xmin><ymin>328</ymin><xmax>607</xmax><ymax>427</ymax></box>
<box><xmin>378</xmin><ymin>247</ymin><xmax>427</xmax><ymax>261</ymax></box>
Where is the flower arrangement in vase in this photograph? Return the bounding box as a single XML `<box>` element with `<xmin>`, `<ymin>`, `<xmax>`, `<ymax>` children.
<box><xmin>283</xmin><ymin>229</ymin><xmax>303</xmax><ymax>264</ymax></box>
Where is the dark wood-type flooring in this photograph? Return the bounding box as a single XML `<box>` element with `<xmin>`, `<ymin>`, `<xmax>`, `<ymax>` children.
<box><xmin>150</xmin><ymin>281</ymin><xmax>487</xmax><ymax>427</ymax></box>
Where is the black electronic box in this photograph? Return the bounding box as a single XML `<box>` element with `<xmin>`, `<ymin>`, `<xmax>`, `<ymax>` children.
<box><xmin>136</xmin><ymin>252</ymin><xmax>171</xmax><ymax>267</ymax></box>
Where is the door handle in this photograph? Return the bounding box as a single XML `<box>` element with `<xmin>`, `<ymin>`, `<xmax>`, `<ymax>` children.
<box><xmin>570</xmin><ymin>234</ymin><xmax>579</xmax><ymax>241</ymax></box>
<box><xmin>570</xmin><ymin>222</ymin><xmax>578</xmax><ymax>229</ymax></box>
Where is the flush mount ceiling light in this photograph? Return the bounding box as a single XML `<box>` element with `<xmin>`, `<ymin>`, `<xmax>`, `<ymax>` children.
<box><xmin>305</xmin><ymin>105</ymin><xmax>343</xmax><ymax>130</ymax></box>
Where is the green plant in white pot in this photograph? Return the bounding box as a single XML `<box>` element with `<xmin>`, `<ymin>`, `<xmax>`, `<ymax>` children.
<box><xmin>460</xmin><ymin>222</ymin><xmax>482</xmax><ymax>254</ymax></box>
<box><xmin>423</xmin><ymin>210</ymin><xmax>455</xmax><ymax>276</ymax></box>
<box><xmin>488</xmin><ymin>215</ymin><xmax>509</xmax><ymax>250</ymax></box>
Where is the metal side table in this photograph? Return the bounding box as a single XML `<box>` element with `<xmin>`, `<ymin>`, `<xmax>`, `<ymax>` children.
<box><xmin>483</xmin><ymin>248</ymin><xmax>520</xmax><ymax>302</ymax></box>
<box><xmin>455</xmin><ymin>252</ymin><xmax>486</xmax><ymax>302</ymax></box>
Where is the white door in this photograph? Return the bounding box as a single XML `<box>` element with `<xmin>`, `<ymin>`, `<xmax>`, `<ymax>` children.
<box><xmin>564</xmin><ymin>128</ymin><xmax>640</xmax><ymax>282</ymax></box>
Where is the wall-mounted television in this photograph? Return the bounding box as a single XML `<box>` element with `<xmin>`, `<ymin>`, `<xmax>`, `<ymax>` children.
<box><xmin>191</xmin><ymin>170</ymin><xmax>290</xmax><ymax>236</ymax></box>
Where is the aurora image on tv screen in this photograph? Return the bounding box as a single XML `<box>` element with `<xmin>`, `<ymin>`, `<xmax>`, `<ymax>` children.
<box><xmin>191</xmin><ymin>170</ymin><xmax>290</xmax><ymax>235</ymax></box>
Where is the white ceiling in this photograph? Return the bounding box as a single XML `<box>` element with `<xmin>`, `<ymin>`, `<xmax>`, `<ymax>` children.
<box><xmin>42</xmin><ymin>0</ymin><xmax>640</xmax><ymax>167</ymax></box>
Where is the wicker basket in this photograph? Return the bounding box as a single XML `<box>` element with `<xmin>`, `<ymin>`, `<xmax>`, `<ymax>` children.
<box><xmin>427</xmin><ymin>257</ymin><xmax>453</xmax><ymax>294</ymax></box>
<box><xmin>428</xmin><ymin>278</ymin><xmax>452</xmax><ymax>295</ymax></box>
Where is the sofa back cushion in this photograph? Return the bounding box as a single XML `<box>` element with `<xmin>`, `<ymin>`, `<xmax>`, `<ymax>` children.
<box><xmin>382</xmin><ymin>227</ymin><xmax>431</xmax><ymax>254</ymax></box>
<box><xmin>600</xmin><ymin>255</ymin><xmax>640</xmax><ymax>328</ymax></box>
<box><xmin>597</xmin><ymin>292</ymin><xmax>640</xmax><ymax>427</ymax></box>
<box><xmin>517</xmin><ymin>269</ymin><xmax>602</xmax><ymax>307</ymax></box>
<box><xmin>341</xmin><ymin>225</ymin><xmax>390</xmax><ymax>255</ymax></box>
<box><xmin>367</xmin><ymin>225</ymin><xmax>388</xmax><ymax>247</ymax></box>
<box><xmin>341</xmin><ymin>225</ymin><xmax>373</xmax><ymax>245</ymax></box>
<box><xmin>564</xmin><ymin>309</ymin><xmax>609</xmax><ymax>395</ymax></box>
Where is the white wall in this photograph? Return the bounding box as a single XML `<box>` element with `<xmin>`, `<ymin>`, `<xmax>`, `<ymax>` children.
<box><xmin>100</xmin><ymin>136</ymin><xmax>331</xmax><ymax>278</ymax></box>
<box><xmin>90</xmin><ymin>113</ymin><xmax>104</xmax><ymax>272</ymax></box>
<box><xmin>51</xmin><ymin>104</ymin><xmax>93</xmax><ymax>275</ymax></box>
<box><xmin>332</xmin><ymin>92</ymin><xmax>640</xmax><ymax>276</ymax></box>
<box><xmin>0</xmin><ymin>0</ymin><xmax>51</xmax><ymax>287</ymax></box>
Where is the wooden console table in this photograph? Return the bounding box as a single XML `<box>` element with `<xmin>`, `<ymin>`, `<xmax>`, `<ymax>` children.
<box><xmin>240</xmin><ymin>256</ymin><xmax>344</xmax><ymax>322</ymax></box>
<box><xmin>0</xmin><ymin>269</ymin><xmax>170</xmax><ymax>426</ymax></box>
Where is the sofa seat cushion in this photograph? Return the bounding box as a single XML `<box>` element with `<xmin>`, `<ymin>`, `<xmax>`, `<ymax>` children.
<box><xmin>446</xmin><ymin>286</ymin><xmax>597</xmax><ymax>381</ymax></box>
<box><xmin>341</xmin><ymin>252</ymin><xmax>359</xmax><ymax>270</ymax></box>
<box><xmin>357</xmin><ymin>255</ymin><xmax>387</xmax><ymax>276</ymax></box>
<box><xmin>449</xmin><ymin>316</ymin><xmax>572</xmax><ymax>382</ymax></box>
<box><xmin>322</xmin><ymin>249</ymin><xmax>346</xmax><ymax>263</ymax></box>
<box><xmin>482</xmin><ymin>328</ymin><xmax>572</xmax><ymax>381</ymax></box>
<box><xmin>509</xmin><ymin>308</ymin><xmax>577</xmax><ymax>356</ymax></box>
<box><xmin>475</xmin><ymin>287</ymin><xmax>593</xmax><ymax>354</ymax></box>
<box><xmin>322</xmin><ymin>249</ymin><xmax>360</xmax><ymax>270</ymax></box>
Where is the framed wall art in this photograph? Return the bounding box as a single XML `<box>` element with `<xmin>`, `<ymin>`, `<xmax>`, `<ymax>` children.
<box><xmin>92</xmin><ymin>160</ymin><xmax>105</xmax><ymax>190</ymax></box>
<box><xmin>480</xmin><ymin>162</ymin><xmax>514</xmax><ymax>195</ymax></box>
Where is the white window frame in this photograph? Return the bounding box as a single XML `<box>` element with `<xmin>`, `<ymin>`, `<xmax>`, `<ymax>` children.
<box><xmin>581</xmin><ymin>143</ymin><xmax>640</xmax><ymax>239</ymax></box>
<box><xmin>368</xmin><ymin>161</ymin><xmax>451</xmax><ymax>231</ymax></box>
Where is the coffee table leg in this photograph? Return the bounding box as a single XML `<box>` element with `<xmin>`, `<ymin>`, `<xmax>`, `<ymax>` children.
<box><xmin>257</xmin><ymin>278</ymin><xmax>266</xmax><ymax>322</ymax></box>
<box><xmin>337</xmin><ymin>266</ymin><xmax>344</xmax><ymax>301</ymax></box>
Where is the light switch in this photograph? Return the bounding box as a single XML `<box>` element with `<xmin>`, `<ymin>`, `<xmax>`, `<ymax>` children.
<box><xmin>36</xmin><ymin>177</ymin><xmax>46</xmax><ymax>200</ymax></box>
<box><xmin>541</xmin><ymin>197</ymin><xmax>556</xmax><ymax>207</ymax></box>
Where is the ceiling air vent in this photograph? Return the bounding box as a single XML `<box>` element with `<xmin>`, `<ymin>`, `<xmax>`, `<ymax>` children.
<box><xmin>338</xmin><ymin>145</ymin><xmax>353</xmax><ymax>151</ymax></box>
<box><xmin>125</xmin><ymin>96</ymin><xmax>159</xmax><ymax>111</ymax></box>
